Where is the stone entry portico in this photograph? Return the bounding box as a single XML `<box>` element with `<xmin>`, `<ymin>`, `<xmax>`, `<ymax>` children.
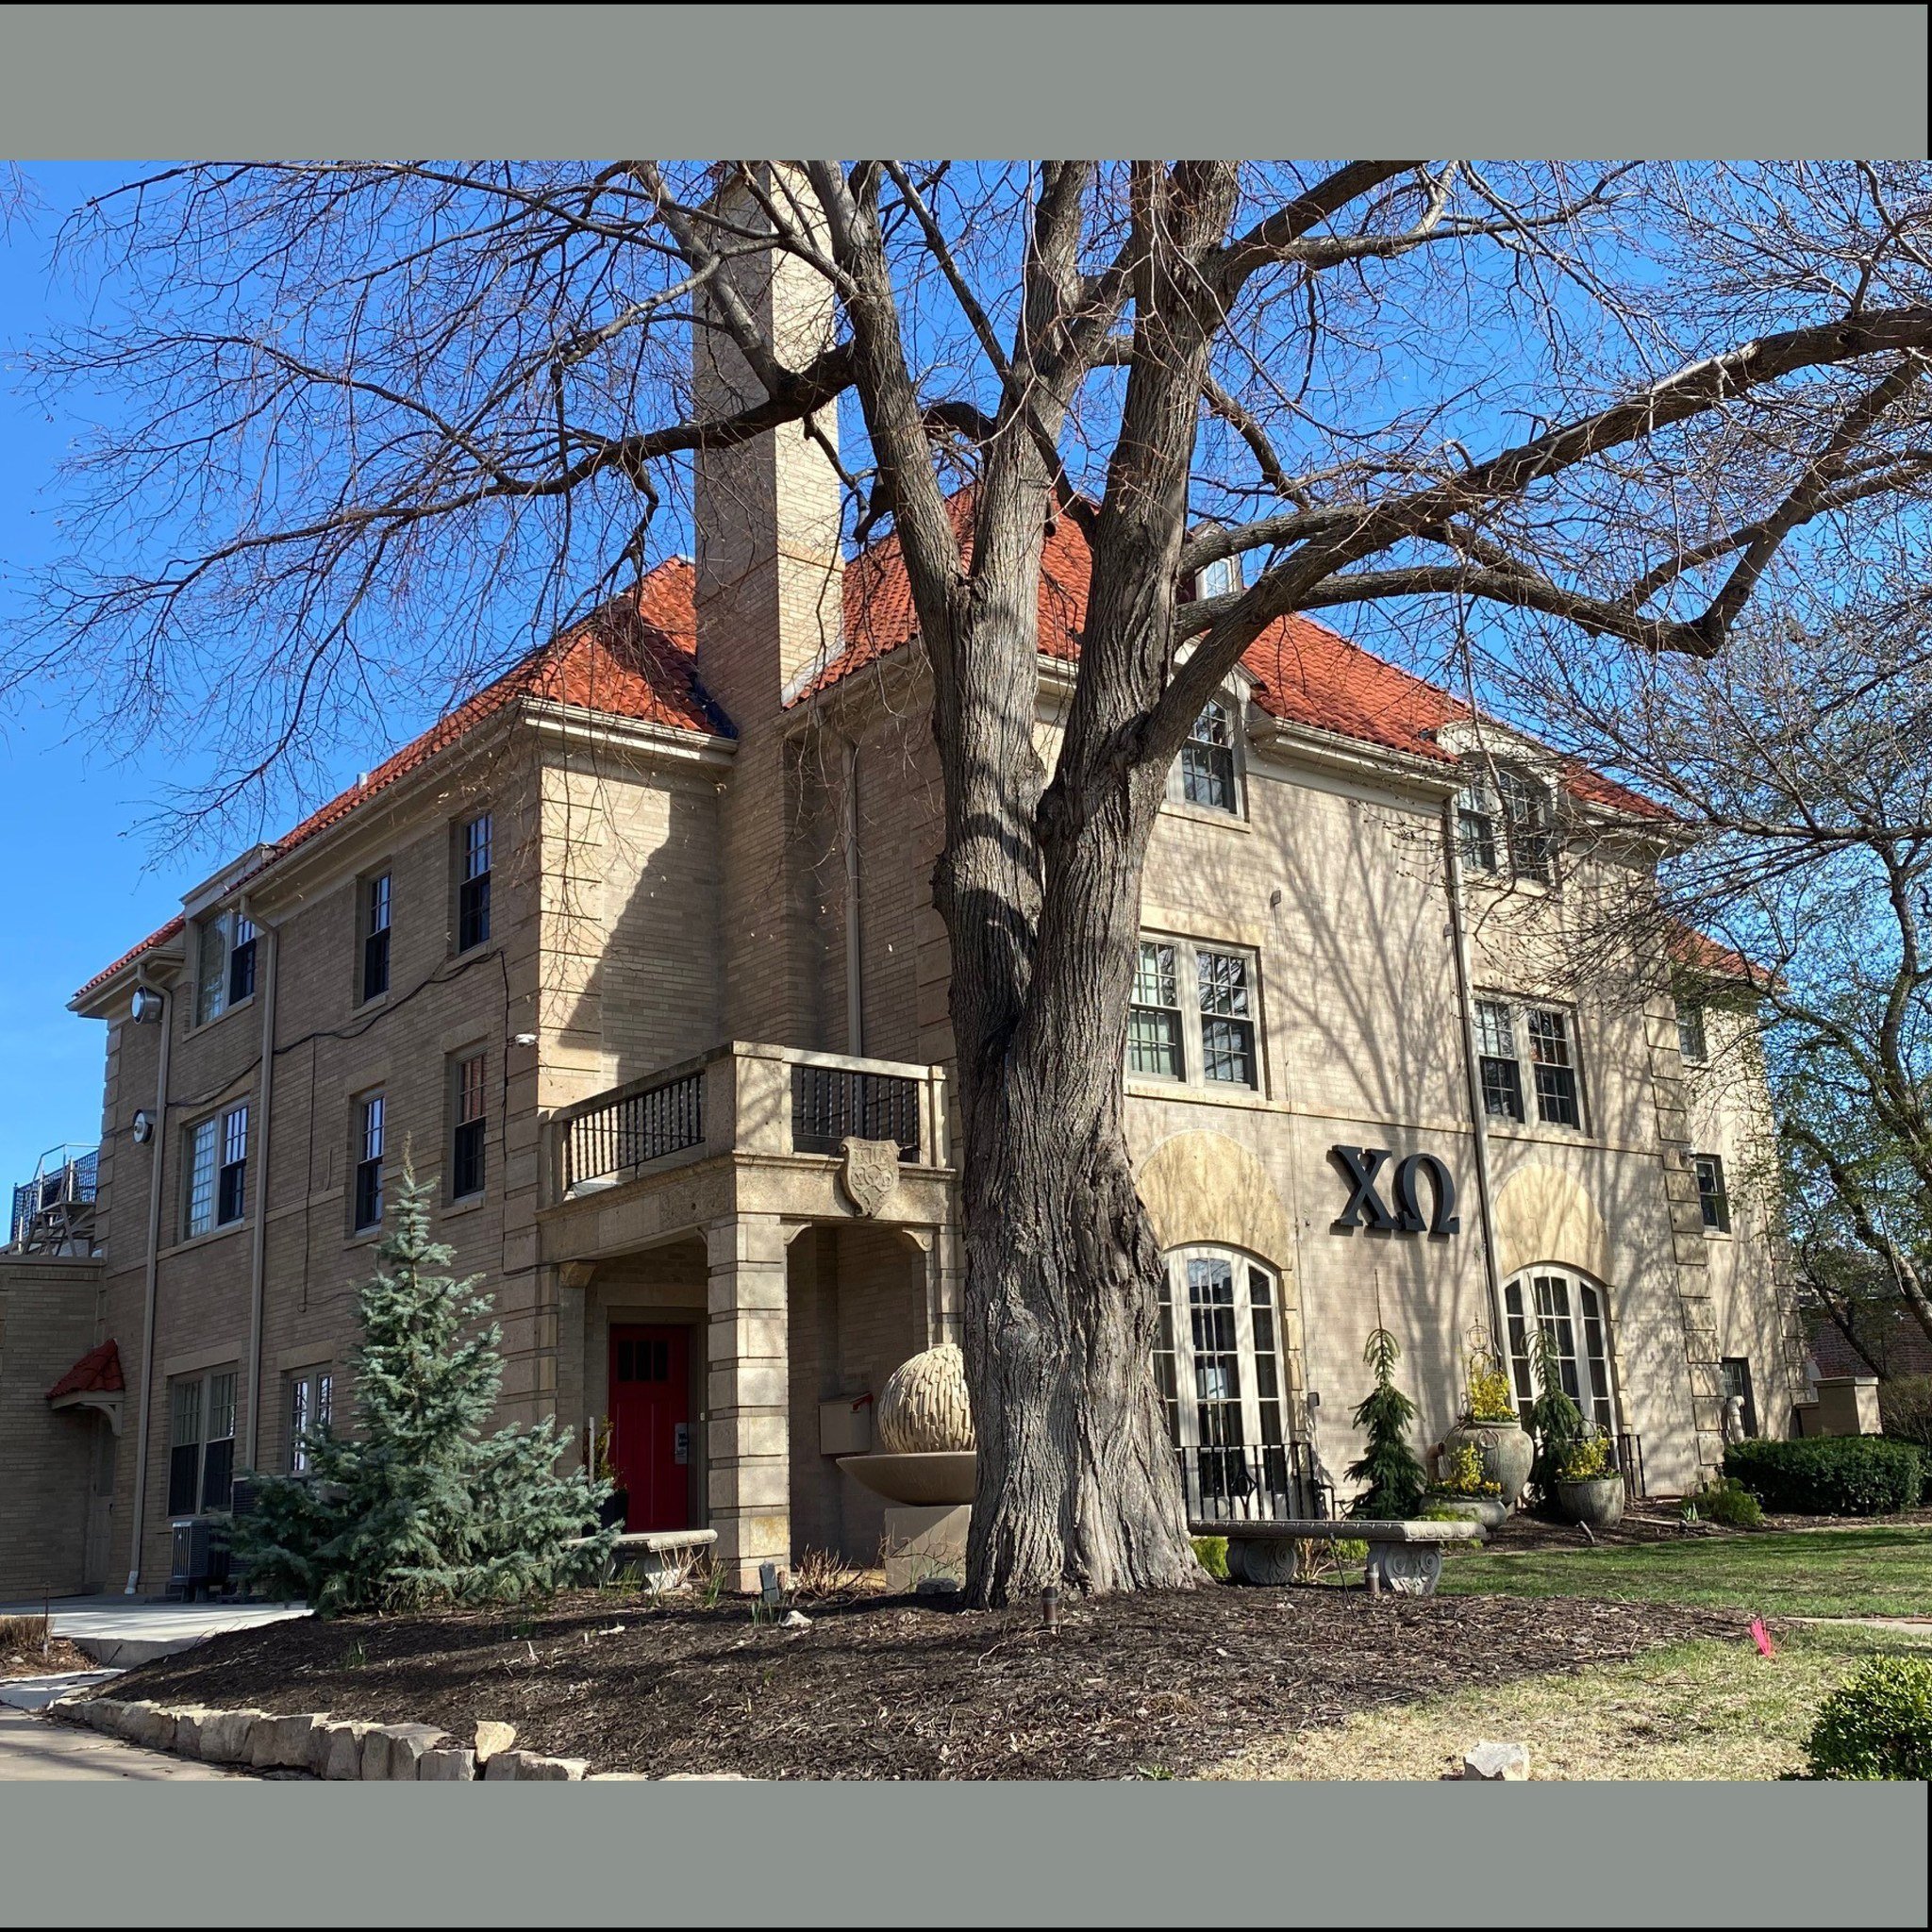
<box><xmin>539</xmin><ymin>1041</ymin><xmax>960</xmax><ymax>1589</ymax></box>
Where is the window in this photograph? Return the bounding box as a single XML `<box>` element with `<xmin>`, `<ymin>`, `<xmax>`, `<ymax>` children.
<box><xmin>1505</xmin><ymin>1271</ymin><xmax>1616</xmax><ymax>1438</ymax></box>
<box><xmin>457</xmin><ymin>812</ymin><xmax>492</xmax><ymax>952</ymax></box>
<box><xmin>1193</xmin><ymin>553</ymin><xmax>1242</xmax><ymax>601</ymax></box>
<box><xmin>360</xmin><ymin>872</ymin><xmax>391</xmax><ymax>1003</ymax></box>
<box><xmin>1721</xmin><ymin>1357</ymin><xmax>1757</xmax><ymax>1440</ymax></box>
<box><xmin>184</xmin><ymin>1103</ymin><xmax>250</xmax><ymax>1238</ymax></box>
<box><xmin>1475</xmin><ymin>997</ymin><xmax>1582</xmax><ymax>1129</ymax></box>
<box><xmin>1676</xmin><ymin>1000</ymin><xmax>1707</xmax><ymax>1065</ymax></box>
<box><xmin>1458</xmin><ymin>764</ymin><xmax>1556</xmax><ymax>886</ymax></box>
<box><xmin>194</xmin><ymin>909</ymin><xmax>257</xmax><ymax>1025</ymax></box>
<box><xmin>1497</xmin><ymin>768</ymin><xmax>1554</xmax><ymax>883</ymax></box>
<box><xmin>1526</xmin><ymin>1007</ymin><xmax>1580</xmax><ymax>1127</ymax></box>
<box><xmin>353</xmin><ymin>1091</ymin><xmax>386</xmax><ymax>1232</ymax></box>
<box><xmin>287</xmin><ymin>1366</ymin><xmax>333</xmax><ymax>1474</ymax></box>
<box><xmin>1129</xmin><ymin>941</ymin><xmax>1183</xmax><ymax>1078</ymax></box>
<box><xmin>452</xmin><ymin>1052</ymin><xmax>487</xmax><ymax>1198</ymax></box>
<box><xmin>1474</xmin><ymin>999</ymin><xmax>1525</xmax><ymax>1122</ymax></box>
<box><xmin>1157</xmin><ymin>1248</ymin><xmax>1297</xmax><ymax>1519</ymax></box>
<box><xmin>1178</xmin><ymin>699</ymin><xmax>1239</xmax><ymax>812</ymax></box>
<box><xmin>167</xmin><ymin>1368</ymin><xmax>237</xmax><ymax>1516</ymax></box>
<box><xmin>1125</xmin><ymin>936</ymin><xmax>1262</xmax><ymax>1092</ymax></box>
<box><xmin>1694</xmin><ymin>1153</ymin><xmax>1731</xmax><ymax>1233</ymax></box>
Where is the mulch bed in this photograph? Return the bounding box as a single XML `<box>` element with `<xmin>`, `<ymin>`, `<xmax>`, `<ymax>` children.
<box><xmin>1481</xmin><ymin>1506</ymin><xmax>1932</xmax><ymax>1554</ymax></box>
<box><xmin>0</xmin><ymin>1634</ymin><xmax>92</xmax><ymax>1679</ymax></box>
<box><xmin>111</xmin><ymin>1585</ymin><xmax>1745</xmax><ymax>1780</ymax></box>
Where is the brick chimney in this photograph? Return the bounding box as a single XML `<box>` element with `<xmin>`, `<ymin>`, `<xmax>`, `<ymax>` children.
<box><xmin>692</xmin><ymin>167</ymin><xmax>845</xmax><ymax>1045</ymax></box>
<box><xmin>691</xmin><ymin>166</ymin><xmax>844</xmax><ymax>733</ymax></box>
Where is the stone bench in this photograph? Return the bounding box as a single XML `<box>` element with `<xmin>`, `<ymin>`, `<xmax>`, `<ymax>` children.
<box><xmin>1191</xmin><ymin>1517</ymin><xmax>1486</xmax><ymax>1594</ymax></box>
<box><xmin>564</xmin><ymin>1527</ymin><xmax>717</xmax><ymax>1591</ymax></box>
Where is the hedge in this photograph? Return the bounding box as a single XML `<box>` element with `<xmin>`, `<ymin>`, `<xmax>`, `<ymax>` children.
<box><xmin>1723</xmin><ymin>1437</ymin><xmax>1924</xmax><ymax>1516</ymax></box>
<box><xmin>1805</xmin><ymin>1657</ymin><xmax>1932</xmax><ymax>1780</ymax></box>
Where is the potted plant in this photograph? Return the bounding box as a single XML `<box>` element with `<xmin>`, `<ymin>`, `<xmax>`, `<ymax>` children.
<box><xmin>1553</xmin><ymin>1429</ymin><xmax>1625</xmax><ymax>1528</ymax></box>
<box><xmin>1344</xmin><ymin>1325</ymin><xmax>1426</xmax><ymax>1521</ymax></box>
<box><xmin>1526</xmin><ymin>1327</ymin><xmax>1587</xmax><ymax>1518</ymax></box>
<box><xmin>1443</xmin><ymin>1329</ymin><xmax>1534</xmax><ymax>1509</ymax></box>
<box><xmin>1424</xmin><ymin>1440</ymin><xmax>1507</xmax><ymax>1529</ymax></box>
<box><xmin>591</xmin><ymin>1419</ymin><xmax>628</xmax><ymax>1531</ymax></box>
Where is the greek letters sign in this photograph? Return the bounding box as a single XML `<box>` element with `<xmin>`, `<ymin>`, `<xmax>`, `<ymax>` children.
<box><xmin>1329</xmin><ymin>1145</ymin><xmax>1460</xmax><ymax>1237</ymax></box>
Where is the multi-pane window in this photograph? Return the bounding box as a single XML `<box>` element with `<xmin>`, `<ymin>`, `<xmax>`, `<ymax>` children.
<box><xmin>457</xmin><ymin>812</ymin><xmax>492</xmax><ymax>952</ymax></box>
<box><xmin>1526</xmin><ymin>1007</ymin><xmax>1580</xmax><ymax>1127</ymax></box>
<box><xmin>167</xmin><ymin>1368</ymin><xmax>237</xmax><ymax>1516</ymax></box>
<box><xmin>287</xmin><ymin>1366</ymin><xmax>333</xmax><ymax>1474</ymax></box>
<box><xmin>1475</xmin><ymin>997</ymin><xmax>1582</xmax><ymax>1129</ymax></box>
<box><xmin>1193</xmin><ymin>554</ymin><xmax>1242</xmax><ymax>601</ymax></box>
<box><xmin>1197</xmin><ymin>949</ymin><xmax>1257</xmax><ymax>1086</ymax></box>
<box><xmin>1124</xmin><ymin>937</ymin><xmax>1262</xmax><ymax>1091</ymax></box>
<box><xmin>1474</xmin><ymin>999</ymin><xmax>1525</xmax><ymax>1122</ymax></box>
<box><xmin>184</xmin><ymin>1103</ymin><xmax>250</xmax><ymax>1238</ymax></box>
<box><xmin>1505</xmin><ymin>1272</ymin><xmax>1616</xmax><ymax>1438</ymax></box>
<box><xmin>353</xmin><ymin>1091</ymin><xmax>386</xmax><ymax>1232</ymax></box>
<box><xmin>1676</xmin><ymin>1000</ymin><xmax>1707</xmax><ymax>1065</ymax></box>
<box><xmin>1158</xmin><ymin>1248</ymin><xmax>1296</xmax><ymax>1519</ymax></box>
<box><xmin>1179</xmin><ymin>699</ymin><xmax>1239</xmax><ymax>812</ymax></box>
<box><xmin>1129</xmin><ymin>942</ymin><xmax>1183</xmax><ymax>1078</ymax></box>
<box><xmin>194</xmin><ymin>910</ymin><xmax>258</xmax><ymax>1025</ymax></box>
<box><xmin>360</xmin><ymin>872</ymin><xmax>391</xmax><ymax>1003</ymax></box>
<box><xmin>1458</xmin><ymin>765</ymin><xmax>1556</xmax><ymax>885</ymax></box>
<box><xmin>452</xmin><ymin>1053</ymin><xmax>487</xmax><ymax>1198</ymax></box>
<box><xmin>1694</xmin><ymin>1153</ymin><xmax>1731</xmax><ymax>1233</ymax></box>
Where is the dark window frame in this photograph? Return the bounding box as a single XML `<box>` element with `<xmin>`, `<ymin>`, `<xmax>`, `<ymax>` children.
<box><xmin>184</xmin><ymin>1102</ymin><xmax>250</xmax><ymax>1238</ymax></box>
<box><xmin>1178</xmin><ymin>698</ymin><xmax>1240</xmax><ymax>814</ymax></box>
<box><xmin>167</xmin><ymin>1367</ymin><xmax>238</xmax><ymax>1517</ymax></box>
<box><xmin>353</xmin><ymin>1090</ymin><xmax>386</xmax><ymax>1232</ymax></box>
<box><xmin>451</xmin><ymin>1051</ymin><xmax>488</xmax><ymax>1199</ymax></box>
<box><xmin>360</xmin><ymin>871</ymin><xmax>392</xmax><ymax>1004</ymax></box>
<box><xmin>456</xmin><ymin>812</ymin><xmax>492</xmax><ymax>954</ymax></box>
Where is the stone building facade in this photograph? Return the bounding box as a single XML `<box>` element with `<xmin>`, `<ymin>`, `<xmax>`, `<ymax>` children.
<box><xmin>7</xmin><ymin>233</ymin><xmax>1807</xmax><ymax>1599</ymax></box>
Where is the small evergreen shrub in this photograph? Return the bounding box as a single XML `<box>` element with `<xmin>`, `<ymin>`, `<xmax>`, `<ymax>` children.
<box><xmin>1345</xmin><ymin>1326</ymin><xmax>1426</xmax><ymax>1520</ymax></box>
<box><xmin>1679</xmin><ymin>1477</ymin><xmax>1764</xmax><ymax>1528</ymax></box>
<box><xmin>1879</xmin><ymin>1376</ymin><xmax>1932</xmax><ymax>1452</ymax></box>
<box><xmin>1527</xmin><ymin>1328</ymin><xmax>1585</xmax><ymax>1509</ymax></box>
<box><xmin>1192</xmin><ymin>1536</ymin><xmax>1229</xmax><ymax>1582</ymax></box>
<box><xmin>1804</xmin><ymin>1657</ymin><xmax>1932</xmax><ymax>1780</ymax></box>
<box><xmin>1724</xmin><ymin>1437</ymin><xmax>1924</xmax><ymax>1517</ymax></box>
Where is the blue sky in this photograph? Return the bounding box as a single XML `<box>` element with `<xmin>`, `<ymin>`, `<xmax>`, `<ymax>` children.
<box><xmin>0</xmin><ymin>166</ymin><xmax>377</xmax><ymax>1189</ymax></box>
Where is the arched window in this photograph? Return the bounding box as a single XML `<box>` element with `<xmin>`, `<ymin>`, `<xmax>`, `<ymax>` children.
<box><xmin>1155</xmin><ymin>1247</ymin><xmax>1297</xmax><ymax>1516</ymax></box>
<box><xmin>1504</xmin><ymin>1268</ymin><xmax>1617</xmax><ymax>1436</ymax></box>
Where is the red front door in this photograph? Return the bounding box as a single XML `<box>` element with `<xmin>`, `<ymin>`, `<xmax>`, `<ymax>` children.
<box><xmin>608</xmin><ymin>1324</ymin><xmax>691</xmax><ymax>1532</ymax></box>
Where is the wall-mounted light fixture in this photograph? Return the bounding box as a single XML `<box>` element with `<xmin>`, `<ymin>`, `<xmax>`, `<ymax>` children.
<box><xmin>131</xmin><ymin>987</ymin><xmax>164</xmax><ymax>1024</ymax></box>
<box><xmin>132</xmin><ymin>1109</ymin><xmax>155</xmax><ymax>1143</ymax></box>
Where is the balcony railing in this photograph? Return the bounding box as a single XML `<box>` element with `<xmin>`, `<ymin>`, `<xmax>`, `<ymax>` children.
<box><xmin>791</xmin><ymin>1063</ymin><xmax>922</xmax><ymax>1161</ymax></box>
<box><xmin>543</xmin><ymin>1043</ymin><xmax>949</xmax><ymax>1204</ymax></box>
<box><xmin>1176</xmin><ymin>1441</ymin><xmax>1330</xmax><ymax>1525</ymax></box>
<box><xmin>558</xmin><ymin>1068</ymin><xmax>705</xmax><ymax>1191</ymax></box>
<box><xmin>8</xmin><ymin>1144</ymin><xmax>99</xmax><ymax>1252</ymax></box>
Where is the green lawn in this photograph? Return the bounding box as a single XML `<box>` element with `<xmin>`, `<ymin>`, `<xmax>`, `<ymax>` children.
<box><xmin>1438</xmin><ymin>1524</ymin><xmax>1932</xmax><ymax>1619</ymax></box>
<box><xmin>1215</xmin><ymin>1620</ymin><xmax>1932</xmax><ymax>1781</ymax></box>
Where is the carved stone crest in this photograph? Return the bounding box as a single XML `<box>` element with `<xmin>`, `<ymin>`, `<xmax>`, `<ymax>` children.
<box><xmin>840</xmin><ymin>1136</ymin><xmax>901</xmax><ymax>1217</ymax></box>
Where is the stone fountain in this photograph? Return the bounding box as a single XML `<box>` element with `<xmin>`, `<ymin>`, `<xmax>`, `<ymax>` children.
<box><xmin>839</xmin><ymin>1343</ymin><xmax>974</xmax><ymax>1589</ymax></box>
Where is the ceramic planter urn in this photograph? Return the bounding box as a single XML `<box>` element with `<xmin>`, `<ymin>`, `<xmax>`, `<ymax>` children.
<box><xmin>1446</xmin><ymin>1417</ymin><xmax>1534</xmax><ymax>1508</ymax></box>
<box><xmin>1555</xmin><ymin>1474</ymin><xmax>1625</xmax><ymax>1529</ymax></box>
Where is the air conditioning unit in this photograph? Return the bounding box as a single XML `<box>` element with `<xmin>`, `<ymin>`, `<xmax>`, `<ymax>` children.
<box><xmin>167</xmin><ymin>1517</ymin><xmax>233</xmax><ymax>1601</ymax></box>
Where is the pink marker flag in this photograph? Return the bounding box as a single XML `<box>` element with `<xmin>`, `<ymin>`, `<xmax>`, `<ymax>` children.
<box><xmin>1750</xmin><ymin>1616</ymin><xmax>1776</xmax><ymax>1658</ymax></box>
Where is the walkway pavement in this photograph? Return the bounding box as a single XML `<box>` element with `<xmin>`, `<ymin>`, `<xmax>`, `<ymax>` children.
<box><xmin>0</xmin><ymin>1706</ymin><xmax>235</xmax><ymax>1779</ymax></box>
<box><xmin>0</xmin><ymin>1595</ymin><xmax>309</xmax><ymax>1666</ymax></box>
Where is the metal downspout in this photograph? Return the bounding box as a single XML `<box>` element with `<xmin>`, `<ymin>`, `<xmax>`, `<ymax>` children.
<box><xmin>242</xmin><ymin>909</ymin><xmax>278</xmax><ymax>1469</ymax></box>
<box><xmin>1442</xmin><ymin>796</ymin><xmax>1509</xmax><ymax>1357</ymax></box>
<box><xmin>124</xmin><ymin>969</ymin><xmax>174</xmax><ymax>1594</ymax></box>
<box><xmin>842</xmin><ymin>737</ymin><xmax>863</xmax><ymax>1057</ymax></box>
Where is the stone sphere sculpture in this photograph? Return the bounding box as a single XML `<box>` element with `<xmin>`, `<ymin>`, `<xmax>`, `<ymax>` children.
<box><xmin>875</xmin><ymin>1342</ymin><xmax>975</xmax><ymax>1455</ymax></box>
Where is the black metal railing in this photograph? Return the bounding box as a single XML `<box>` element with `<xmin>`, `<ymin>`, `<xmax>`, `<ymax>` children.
<box><xmin>1614</xmin><ymin>1431</ymin><xmax>1646</xmax><ymax>1500</ymax></box>
<box><xmin>1176</xmin><ymin>1441</ymin><xmax>1329</xmax><ymax>1526</ymax></box>
<box><xmin>791</xmin><ymin>1065</ymin><xmax>921</xmax><ymax>1160</ymax></box>
<box><xmin>561</xmin><ymin>1070</ymin><xmax>706</xmax><ymax>1190</ymax></box>
<box><xmin>8</xmin><ymin>1145</ymin><xmax>99</xmax><ymax>1249</ymax></box>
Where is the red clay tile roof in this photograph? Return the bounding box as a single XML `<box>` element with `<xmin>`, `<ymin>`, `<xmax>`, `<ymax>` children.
<box><xmin>47</xmin><ymin>1339</ymin><xmax>125</xmax><ymax>1402</ymax></box>
<box><xmin>74</xmin><ymin>560</ymin><xmax>716</xmax><ymax>1003</ymax></box>
<box><xmin>1668</xmin><ymin>924</ymin><xmax>1763</xmax><ymax>986</ymax></box>
<box><xmin>77</xmin><ymin>519</ymin><xmax>1670</xmax><ymax>1002</ymax></box>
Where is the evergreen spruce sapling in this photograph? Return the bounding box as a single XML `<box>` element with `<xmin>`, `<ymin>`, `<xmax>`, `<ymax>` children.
<box><xmin>1526</xmin><ymin>1326</ymin><xmax>1587</xmax><ymax>1512</ymax></box>
<box><xmin>1345</xmin><ymin>1326</ymin><xmax>1427</xmax><ymax>1520</ymax></box>
<box><xmin>235</xmin><ymin>1168</ymin><xmax>613</xmax><ymax>1613</ymax></box>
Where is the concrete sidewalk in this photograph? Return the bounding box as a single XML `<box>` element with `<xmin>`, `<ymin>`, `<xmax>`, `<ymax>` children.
<box><xmin>0</xmin><ymin>1596</ymin><xmax>309</xmax><ymax>1666</ymax></box>
<box><xmin>0</xmin><ymin>1706</ymin><xmax>235</xmax><ymax>1780</ymax></box>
